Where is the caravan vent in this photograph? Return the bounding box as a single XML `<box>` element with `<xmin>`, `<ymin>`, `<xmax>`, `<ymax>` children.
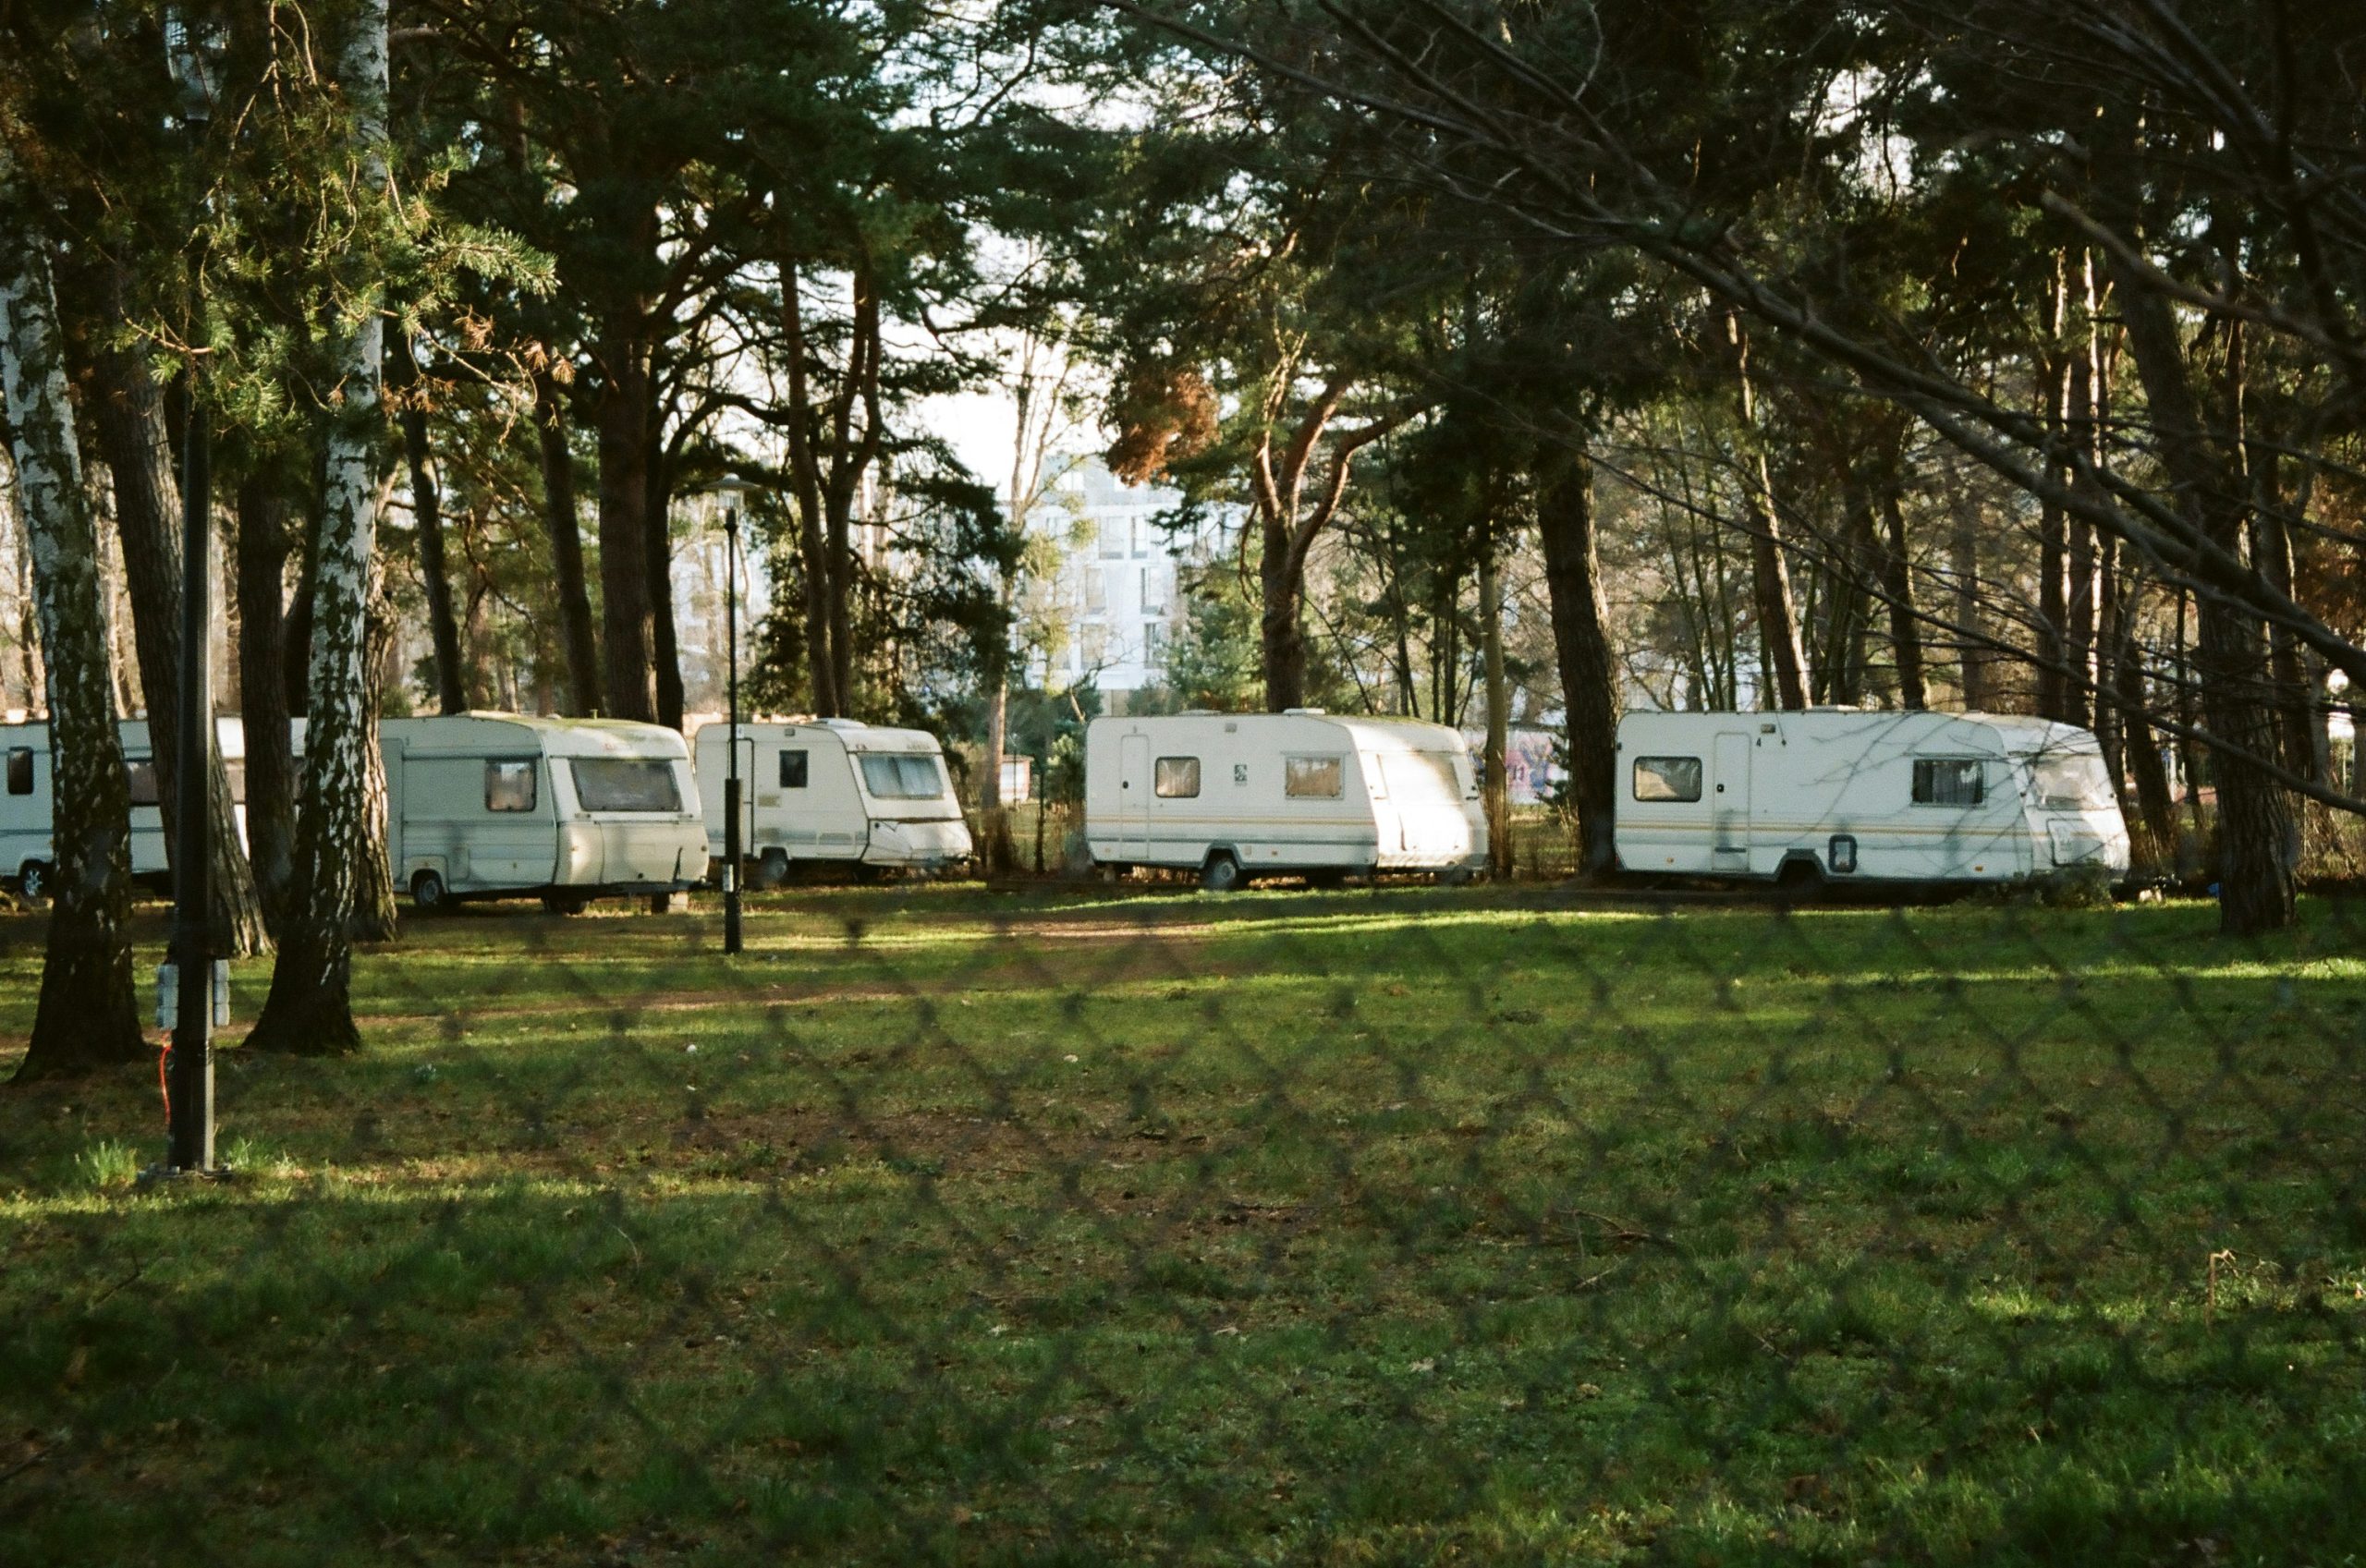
<box><xmin>815</xmin><ymin>718</ymin><xmax>870</xmax><ymax>731</ymax></box>
<box><xmin>1282</xmin><ymin>707</ymin><xmax>1327</xmax><ymax>716</ymax></box>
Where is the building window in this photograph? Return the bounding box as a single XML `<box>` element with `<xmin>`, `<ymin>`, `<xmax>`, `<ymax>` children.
<box><xmin>779</xmin><ymin>749</ymin><xmax>809</xmax><ymax>789</ymax></box>
<box><xmin>125</xmin><ymin>760</ymin><xmax>160</xmax><ymax>808</ymax></box>
<box><xmin>1154</xmin><ymin>757</ymin><xmax>1200</xmax><ymax>798</ymax></box>
<box><xmin>1081</xmin><ymin>624</ymin><xmax>1109</xmax><ymax>666</ymax></box>
<box><xmin>1631</xmin><ymin>756</ymin><xmax>1702</xmax><ymax>803</ymax></box>
<box><xmin>1131</xmin><ymin>517</ymin><xmax>1148</xmax><ymax>558</ymax></box>
<box><xmin>486</xmin><ymin>759</ymin><xmax>539</xmax><ymax>812</ymax></box>
<box><xmin>1086</xmin><ymin>568</ymin><xmax>1107</xmax><ymax>614</ymax></box>
<box><xmin>1140</xmin><ymin>566</ymin><xmax>1165</xmax><ymax>614</ymax></box>
<box><xmin>1913</xmin><ymin>758</ymin><xmax>1985</xmax><ymax>807</ymax></box>
<box><xmin>1285</xmin><ymin>754</ymin><xmax>1344</xmax><ymax>799</ymax></box>
<box><xmin>6</xmin><ymin>747</ymin><xmax>32</xmax><ymax>795</ymax></box>
<box><xmin>1143</xmin><ymin>622</ymin><xmax>1166</xmax><ymax>665</ymax></box>
<box><xmin>1099</xmin><ymin>518</ymin><xmax>1124</xmax><ymax>559</ymax></box>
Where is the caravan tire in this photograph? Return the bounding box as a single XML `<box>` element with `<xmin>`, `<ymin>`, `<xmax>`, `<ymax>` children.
<box><xmin>410</xmin><ymin>869</ymin><xmax>451</xmax><ymax>914</ymax></box>
<box><xmin>542</xmin><ymin>892</ymin><xmax>590</xmax><ymax>917</ymax></box>
<box><xmin>750</xmin><ymin>848</ymin><xmax>790</xmax><ymax>890</ymax></box>
<box><xmin>1201</xmin><ymin>853</ymin><xmax>1246</xmax><ymax>893</ymax></box>
<box><xmin>17</xmin><ymin>860</ymin><xmax>49</xmax><ymax>901</ymax></box>
<box><xmin>1774</xmin><ymin>858</ymin><xmax>1825</xmax><ymax>906</ymax></box>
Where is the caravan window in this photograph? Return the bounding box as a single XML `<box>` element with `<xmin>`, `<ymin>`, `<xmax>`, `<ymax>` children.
<box><xmin>1284</xmin><ymin>755</ymin><xmax>1344</xmax><ymax>799</ymax></box>
<box><xmin>1913</xmin><ymin>759</ymin><xmax>1985</xmax><ymax>807</ymax></box>
<box><xmin>860</xmin><ymin>754</ymin><xmax>947</xmax><ymax>800</ymax></box>
<box><xmin>1154</xmin><ymin>757</ymin><xmax>1200</xmax><ymax>798</ymax></box>
<box><xmin>485</xmin><ymin>759</ymin><xmax>538</xmax><ymax>812</ymax></box>
<box><xmin>125</xmin><ymin>760</ymin><xmax>161</xmax><ymax>808</ymax></box>
<box><xmin>569</xmin><ymin>758</ymin><xmax>681</xmax><ymax>813</ymax></box>
<box><xmin>2031</xmin><ymin>753</ymin><xmax>2113</xmax><ymax>809</ymax></box>
<box><xmin>1632</xmin><ymin>756</ymin><xmax>1702</xmax><ymax>803</ymax></box>
<box><xmin>1383</xmin><ymin>752</ymin><xmax>1464</xmax><ymax>806</ymax></box>
<box><xmin>6</xmin><ymin>747</ymin><xmax>31</xmax><ymax>795</ymax></box>
<box><xmin>778</xmin><ymin>749</ymin><xmax>809</xmax><ymax>789</ymax></box>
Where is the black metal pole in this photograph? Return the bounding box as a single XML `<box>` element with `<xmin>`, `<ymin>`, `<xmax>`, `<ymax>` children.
<box><xmin>167</xmin><ymin>281</ymin><xmax>215</xmax><ymax>1173</ymax></box>
<box><xmin>723</xmin><ymin>504</ymin><xmax>742</xmax><ymax>954</ymax></box>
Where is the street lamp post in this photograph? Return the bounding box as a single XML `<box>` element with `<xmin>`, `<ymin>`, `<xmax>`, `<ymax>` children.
<box><xmin>163</xmin><ymin>12</ymin><xmax>226</xmax><ymax>1177</ymax></box>
<box><xmin>710</xmin><ymin>475</ymin><xmax>755</xmax><ymax>954</ymax></box>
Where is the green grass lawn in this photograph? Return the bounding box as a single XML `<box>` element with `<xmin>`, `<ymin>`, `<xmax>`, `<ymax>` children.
<box><xmin>4</xmin><ymin>886</ymin><xmax>2364</xmax><ymax>1565</ymax></box>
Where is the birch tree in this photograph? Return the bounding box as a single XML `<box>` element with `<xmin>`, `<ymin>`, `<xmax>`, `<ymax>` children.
<box><xmin>246</xmin><ymin>0</ymin><xmax>391</xmax><ymax>1056</ymax></box>
<box><xmin>0</xmin><ymin>182</ymin><xmax>143</xmax><ymax>1081</ymax></box>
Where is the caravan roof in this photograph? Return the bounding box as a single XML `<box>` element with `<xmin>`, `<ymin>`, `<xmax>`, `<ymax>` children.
<box><xmin>389</xmin><ymin>712</ymin><xmax>691</xmax><ymax>759</ymax></box>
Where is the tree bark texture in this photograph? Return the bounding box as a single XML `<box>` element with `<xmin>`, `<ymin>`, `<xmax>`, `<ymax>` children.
<box><xmin>1478</xmin><ymin>539</ymin><xmax>1511</xmax><ymax>877</ymax></box>
<box><xmin>643</xmin><ymin>412</ymin><xmax>683</xmax><ymax>731</ymax></box>
<box><xmin>531</xmin><ymin>367</ymin><xmax>600</xmax><ymax>716</ymax></box>
<box><xmin>349</xmin><ymin>576</ymin><xmax>397</xmax><ymax>942</ymax></box>
<box><xmin>1536</xmin><ymin>452</ymin><xmax>1618</xmax><ymax>879</ymax></box>
<box><xmin>2112</xmin><ymin>266</ymin><xmax>2294</xmax><ymax>932</ymax></box>
<box><xmin>80</xmin><ymin>304</ymin><xmax>272</xmax><ymax>956</ymax></box>
<box><xmin>1725</xmin><ymin>313</ymin><xmax>1807</xmax><ymax>711</ymax></box>
<box><xmin>248</xmin><ymin>0</ymin><xmax>390</xmax><ymax>1052</ymax></box>
<box><xmin>0</xmin><ymin>200</ymin><xmax>143</xmax><ymax>1079</ymax></box>
<box><xmin>390</xmin><ymin>333</ymin><xmax>466</xmax><ymax>715</ymax></box>
<box><xmin>593</xmin><ymin>311</ymin><xmax>655</xmax><ymax>723</ymax></box>
<box><xmin>235</xmin><ymin>473</ymin><xmax>299</xmax><ymax>925</ymax></box>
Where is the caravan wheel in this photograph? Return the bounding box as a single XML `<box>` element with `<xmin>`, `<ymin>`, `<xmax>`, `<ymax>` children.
<box><xmin>1200</xmin><ymin>852</ymin><xmax>1246</xmax><ymax>893</ymax></box>
<box><xmin>410</xmin><ymin>869</ymin><xmax>451</xmax><ymax>913</ymax></box>
<box><xmin>1774</xmin><ymin>857</ymin><xmax>1825</xmax><ymax>906</ymax></box>
<box><xmin>17</xmin><ymin>860</ymin><xmax>50</xmax><ymax>901</ymax></box>
<box><xmin>750</xmin><ymin>848</ymin><xmax>790</xmax><ymax>890</ymax></box>
<box><xmin>542</xmin><ymin>892</ymin><xmax>590</xmax><ymax>917</ymax></box>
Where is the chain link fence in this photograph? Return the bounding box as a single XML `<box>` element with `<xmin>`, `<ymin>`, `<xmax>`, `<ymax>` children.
<box><xmin>4</xmin><ymin>878</ymin><xmax>2363</xmax><ymax>1563</ymax></box>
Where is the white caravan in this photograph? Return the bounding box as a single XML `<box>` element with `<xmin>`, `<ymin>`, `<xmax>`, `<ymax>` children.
<box><xmin>381</xmin><ymin>714</ymin><xmax>707</xmax><ymax>912</ymax></box>
<box><xmin>1614</xmin><ymin>709</ymin><xmax>2131</xmax><ymax>890</ymax></box>
<box><xmin>2</xmin><ymin>717</ymin><xmax>248</xmax><ymax>897</ymax></box>
<box><xmin>691</xmin><ymin>718</ymin><xmax>972</xmax><ymax>884</ymax></box>
<box><xmin>1083</xmin><ymin>711</ymin><xmax>1489</xmax><ymax>890</ymax></box>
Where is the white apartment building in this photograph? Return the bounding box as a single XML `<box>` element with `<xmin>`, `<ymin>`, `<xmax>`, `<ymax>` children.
<box><xmin>1026</xmin><ymin>458</ymin><xmax>1232</xmax><ymax>700</ymax></box>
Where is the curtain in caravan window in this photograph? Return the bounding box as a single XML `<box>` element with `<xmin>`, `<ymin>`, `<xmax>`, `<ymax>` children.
<box><xmin>1912</xmin><ymin>759</ymin><xmax>1985</xmax><ymax>807</ymax></box>
<box><xmin>1153</xmin><ymin>757</ymin><xmax>1200</xmax><ymax>798</ymax></box>
<box><xmin>6</xmin><ymin>747</ymin><xmax>31</xmax><ymax>795</ymax></box>
<box><xmin>860</xmin><ymin>754</ymin><xmax>947</xmax><ymax>799</ymax></box>
<box><xmin>124</xmin><ymin>759</ymin><xmax>161</xmax><ymax>808</ymax></box>
<box><xmin>569</xmin><ymin>758</ymin><xmax>680</xmax><ymax>812</ymax></box>
<box><xmin>1631</xmin><ymin>757</ymin><xmax>1701</xmax><ymax>802</ymax></box>
<box><xmin>1284</xmin><ymin>755</ymin><xmax>1344</xmax><ymax>798</ymax></box>
<box><xmin>485</xmin><ymin>759</ymin><xmax>538</xmax><ymax>811</ymax></box>
<box><xmin>779</xmin><ymin>749</ymin><xmax>810</xmax><ymax>788</ymax></box>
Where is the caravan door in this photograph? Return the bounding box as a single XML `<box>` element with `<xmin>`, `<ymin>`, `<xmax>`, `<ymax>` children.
<box><xmin>1117</xmin><ymin>733</ymin><xmax>1152</xmax><ymax>861</ymax></box>
<box><xmin>1712</xmin><ymin>731</ymin><xmax>1752</xmax><ymax>874</ymax></box>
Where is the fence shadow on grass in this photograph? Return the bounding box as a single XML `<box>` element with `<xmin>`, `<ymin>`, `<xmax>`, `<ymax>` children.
<box><xmin>3</xmin><ymin>884</ymin><xmax>2364</xmax><ymax>1564</ymax></box>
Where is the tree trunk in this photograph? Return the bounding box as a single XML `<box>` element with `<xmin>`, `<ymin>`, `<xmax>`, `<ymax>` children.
<box><xmin>235</xmin><ymin>474</ymin><xmax>299</xmax><ymax>925</ymax></box>
<box><xmin>1536</xmin><ymin>451</ymin><xmax>1618</xmax><ymax>879</ymax></box>
<box><xmin>79</xmin><ymin>292</ymin><xmax>271</xmax><ymax>955</ymax></box>
<box><xmin>1947</xmin><ymin>499</ymin><xmax>1988</xmax><ymax>709</ymax></box>
<box><xmin>532</xmin><ymin>367</ymin><xmax>600</xmax><ymax>716</ymax></box>
<box><xmin>593</xmin><ymin>313</ymin><xmax>655</xmax><ymax>723</ymax></box>
<box><xmin>1478</xmin><ymin>536</ymin><xmax>1511</xmax><ymax>877</ymax></box>
<box><xmin>389</xmin><ymin>333</ymin><xmax>465</xmax><ymax>715</ymax></box>
<box><xmin>1876</xmin><ymin>484</ymin><xmax>1925</xmax><ymax>710</ymax></box>
<box><xmin>1259</xmin><ymin>513</ymin><xmax>1308</xmax><ymax>712</ymax></box>
<box><xmin>643</xmin><ymin>420</ymin><xmax>683</xmax><ymax>731</ymax></box>
<box><xmin>2036</xmin><ymin>353</ymin><xmax>2071</xmax><ymax>722</ymax></box>
<box><xmin>1725</xmin><ymin>312</ymin><xmax>1807</xmax><ymax>711</ymax></box>
<box><xmin>349</xmin><ymin>577</ymin><xmax>398</xmax><ymax>942</ymax></box>
<box><xmin>2112</xmin><ymin>266</ymin><xmax>2294</xmax><ymax>932</ymax></box>
<box><xmin>0</xmin><ymin>197</ymin><xmax>142</xmax><ymax>1080</ymax></box>
<box><xmin>247</xmin><ymin>0</ymin><xmax>390</xmax><ymax>1053</ymax></box>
